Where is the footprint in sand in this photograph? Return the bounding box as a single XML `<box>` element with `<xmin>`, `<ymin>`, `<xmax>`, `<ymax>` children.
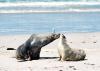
<box><xmin>82</xmin><ymin>41</ymin><xmax>86</xmax><ymax>43</ymax></box>
<box><xmin>93</xmin><ymin>41</ymin><xmax>97</xmax><ymax>43</ymax></box>
<box><xmin>84</xmin><ymin>63</ymin><xmax>95</xmax><ymax>66</ymax></box>
<box><xmin>69</xmin><ymin>66</ymin><xmax>77</xmax><ymax>70</ymax></box>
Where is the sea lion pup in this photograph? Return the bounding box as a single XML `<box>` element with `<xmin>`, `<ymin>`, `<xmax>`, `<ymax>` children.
<box><xmin>16</xmin><ymin>33</ymin><xmax>60</xmax><ymax>61</ymax></box>
<box><xmin>57</xmin><ymin>34</ymin><xmax>86</xmax><ymax>61</ymax></box>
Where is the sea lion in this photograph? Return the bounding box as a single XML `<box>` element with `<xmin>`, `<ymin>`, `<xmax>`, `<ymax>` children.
<box><xmin>16</xmin><ymin>33</ymin><xmax>60</xmax><ymax>60</ymax></box>
<box><xmin>57</xmin><ymin>34</ymin><xmax>86</xmax><ymax>61</ymax></box>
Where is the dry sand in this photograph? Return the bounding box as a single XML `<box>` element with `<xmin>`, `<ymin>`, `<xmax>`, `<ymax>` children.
<box><xmin>0</xmin><ymin>32</ymin><xmax>100</xmax><ymax>71</ymax></box>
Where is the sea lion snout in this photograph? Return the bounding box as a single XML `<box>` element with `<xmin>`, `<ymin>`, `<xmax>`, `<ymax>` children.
<box><xmin>51</xmin><ymin>33</ymin><xmax>60</xmax><ymax>39</ymax></box>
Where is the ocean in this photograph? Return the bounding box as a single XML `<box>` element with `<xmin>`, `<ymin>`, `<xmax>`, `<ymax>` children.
<box><xmin>0</xmin><ymin>12</ymin><xmax>100</xmax><ymax>35</ymax></box>
<box><xmin>0</xmin><ymin>0</ymin><xmax>100</xmax><ymax>2</ymax></box>
<box><xmin>0</xmin><ymin>1</ymin><xmax>100</xmax><ymax>35</ymax></box>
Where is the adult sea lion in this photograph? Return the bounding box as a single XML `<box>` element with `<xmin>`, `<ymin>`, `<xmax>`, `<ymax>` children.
<box><xmin>16</xmin><ymin>33</ymin><xmax>60</xmax><ymax>60</ymax></box>
<box><xmin>57</xmin><ymin>34</ymin><xmax>86</xmax><ymax>61</ymax></box>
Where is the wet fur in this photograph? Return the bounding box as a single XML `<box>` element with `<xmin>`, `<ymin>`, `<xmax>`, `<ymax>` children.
<box><xmin>16</xmin><ymin>33</ymin><xmax>60</xmax><ymax>60</ymax></box>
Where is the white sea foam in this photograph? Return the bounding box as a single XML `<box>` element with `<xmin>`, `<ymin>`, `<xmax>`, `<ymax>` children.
<box><xmin>0</xmin><ymin>2</ymin><xmax>100</xmax><ymax>7</ymax></box>
<box><xmin>0</xmin><ymin>2</ymin><xmax>100</xmax><ymax>13</ymax></box>
<box><xmin>0</xmin><ymin>9</ymin><xmax>100</xmax><ymax>13</ymax></box>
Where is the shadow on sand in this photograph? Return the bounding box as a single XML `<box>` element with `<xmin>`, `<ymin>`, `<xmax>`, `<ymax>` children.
<box><xmin>40</xmin><ymin>57</ymin><xmax>59</xmax><ymax>59</ymax></box>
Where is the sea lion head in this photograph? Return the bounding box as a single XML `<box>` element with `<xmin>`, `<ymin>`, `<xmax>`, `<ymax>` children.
<box><xmin>51</xmin><ymin>33</ymin><xmax>60</xmax><ymax>40</ymax></box>
<box><xmin>60</xmin><ymin>34</ymin><xmax>66</xmax><ymax>39</ymax></box>
<box><xmin>59</xmin><ymin>34</ymin><xmax>67</xmax><ymax>43</ymax></box>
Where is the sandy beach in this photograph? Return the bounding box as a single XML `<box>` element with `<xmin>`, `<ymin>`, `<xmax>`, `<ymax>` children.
<box><xmin>0</xmin><ymin>32</ymin><xmax>100</xmax><ymax>71</ymax></box>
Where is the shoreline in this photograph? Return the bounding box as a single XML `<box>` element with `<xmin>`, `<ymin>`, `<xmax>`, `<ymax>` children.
<box><xmin>0</xmin><ymin>32</ymin><xmax>100</xmax><ymax>36</ymax></box>
<box><xmin>0</xmin><ymin>32</ymin><xmax>100</xmax><ymax>71</ymax></box>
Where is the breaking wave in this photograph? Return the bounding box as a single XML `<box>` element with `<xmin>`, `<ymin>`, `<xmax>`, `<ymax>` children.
<box><xmin>0</xmin><ymin>2</ymin><xmax>100</xmax><ymax>13</ymax></box>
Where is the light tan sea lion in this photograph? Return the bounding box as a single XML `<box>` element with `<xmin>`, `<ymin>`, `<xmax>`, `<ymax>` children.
<box><xmin>57</xmin><ymin>34</ymin><xmax>86</xmax><ymax>61</ymax></box>
<box><xmin>16</xmin><ymin>33</ymin><xmax>60</xmax><ymax>61</ymax></box>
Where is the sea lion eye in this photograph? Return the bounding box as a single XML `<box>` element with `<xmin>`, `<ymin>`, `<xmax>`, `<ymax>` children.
<box><xmin>52</xmin><ymin>34</ymin><xmax>56</xmax><ymax>37</ymax></box>
<box><xmin>62</xmin><ymin>34</ymin><xmax>66</xmax><ymax>38</ymax></box>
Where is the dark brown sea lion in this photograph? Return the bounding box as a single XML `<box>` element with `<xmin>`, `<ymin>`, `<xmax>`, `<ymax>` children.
<box><xmin>57</xmin><ymin>34</ymin><xmax>86</xmax><ymax>61</ymax></box>
<box><xmin>16</xmin><ymin>33</ymin><xmax>60</xmax><ymax>60</ymax></box>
